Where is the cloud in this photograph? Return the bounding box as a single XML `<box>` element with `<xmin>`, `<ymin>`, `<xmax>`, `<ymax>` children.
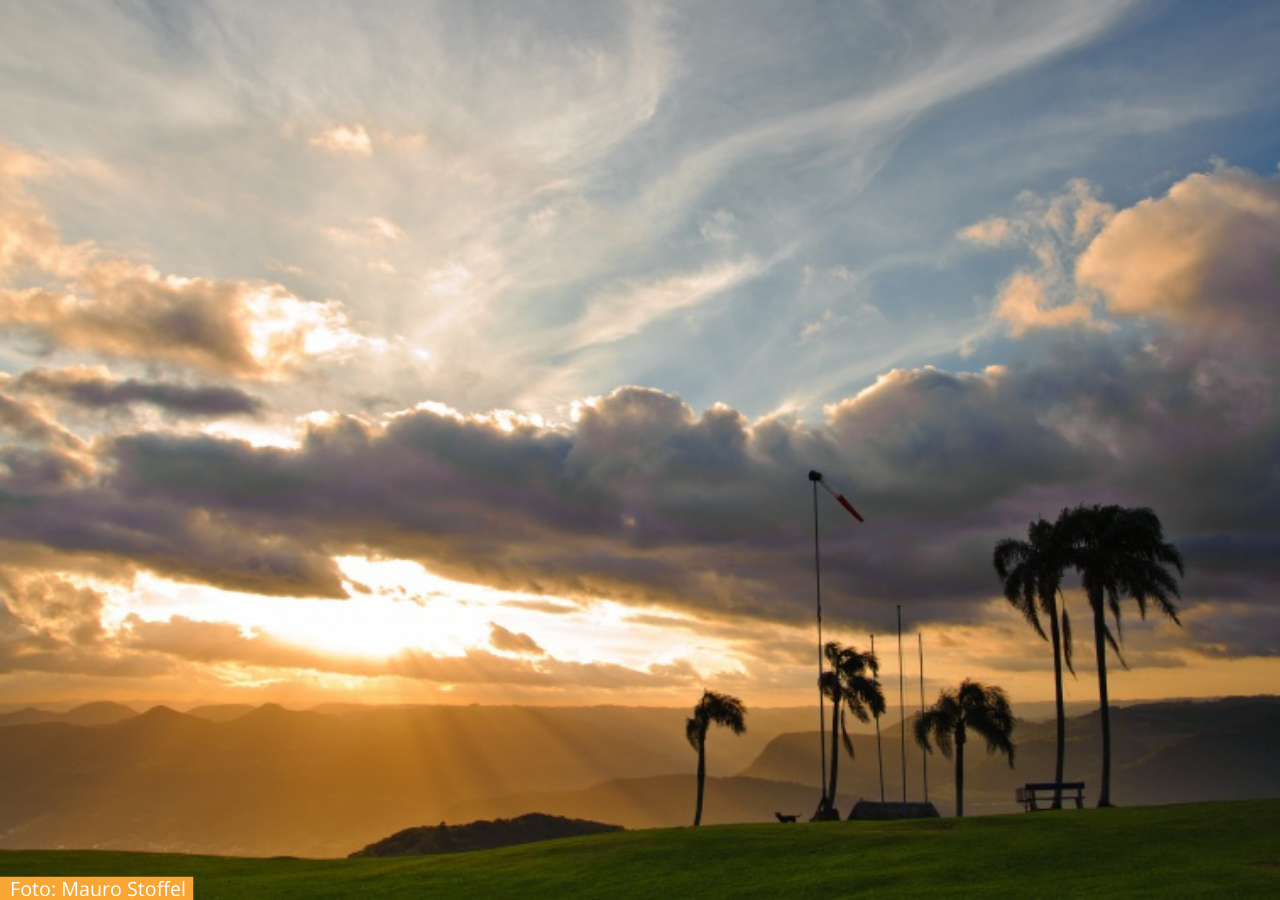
<box><xmin>488</xmin><ymin>622</ymin><xmax>546</xmax><ymax>657</ymax></box>
<box><xmin>1077</xmin><ymin>164</ymin><xmax>1280</xmax><ymax>336</ymax></box>
<box><xmin>0</xmin><ymin>162</ymin><xmax>1275</xmax><ymax>664</ymax></box>
<box><xmin>121</xmin><ymin>613</ymin><xmax>692</xmax><ymax>690</ymax></box>
<box><xmin>12</xmin><ymin>366</ymin><xmax>263</xmax><ymax>417</ymax></box>
<box><xmin>0</xmin><ymin>345</ymin><xmax>1256</xmax><ymax>641</ymax></box>
<box><xmin>0</xmin><ymin>142</ymin><xmax>369</xmax><ymax>379</ymax></box>
<box><xmin>570</xmin><ymin>257</ymin><xmax>764</xmax><ymax>350</ymax></box>
<box><xmin>309</xmin><ymin>125</ymin><xmax>373</xmax><ymax>158</ymax></box>
<box><xmin>0</xmin><ymin>571</ymin><xmax>168</xmax><ymax>677</ymax></box>
<box><xmin>965</xmin><ymin>179</ymin><xmax>1114</xmax><ymax>336</ymax></box>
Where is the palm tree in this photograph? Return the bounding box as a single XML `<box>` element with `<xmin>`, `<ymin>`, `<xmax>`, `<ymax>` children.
<box><xmin>1058</xmin><ymin>504</ymin><xmax>1183</xmax><ymax>807</ymax></box>
<box><xmin>914</xmin><ymin>679</ymin><xmax>1015</xmax><ymax>817</ymax></box>
<box><xmin>993</xmin><ymin>518</ymin><xmax>1073</xmax><ymax>808</ymax></box>
<box><xmin>819</xmin><ymin>641</ymin><xmax>885</xmax><ymax>816</ymax></box>
<box><xmin>686</xmin><ymin>689</ymin><xmax>747</xmax><ymax>826</ymax></box>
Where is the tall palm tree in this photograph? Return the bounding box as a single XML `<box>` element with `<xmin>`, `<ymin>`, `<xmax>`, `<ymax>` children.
<box><xmin>686</xmin><ymin>689</ymin><xmax>747</xmax><ymax>826</ymax></box>
<box><xmin>994</xmin><ymin>518</ymin><xmax>1073</xmax><ymax>808</ymax></box>
<box><xmin>913</xmin><ymin>679</ymin><xmax>1015</xmax><ymax>817</ymax></box>
<box><xmin>1058</xmin><ymin>504</ymin><xmax>1183</xmax><ymax>807</ymax></box>
<box><xmin>819</xmin><ymin>641</ymin><xmax>885</xmax><ymax>816</ymax></box>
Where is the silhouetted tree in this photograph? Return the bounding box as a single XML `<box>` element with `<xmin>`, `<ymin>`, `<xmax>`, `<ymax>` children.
<box><xmin>994</xmin><ymin>518</ymin><xmax>1073</xmax><ymax>808</ymax></box>
<box><xmin>1059</xmin><ymin>504</ymin><xmax>1183</xmax><ymax>807</ymax></box>
<box><xmin>914</xmin><ymin>679</ymin><xmax>1015</xmax><ymax>817</ymax></box>
<box><xmin>819</xmin><ymin>641</ymin><xmax>885</xmax><ymax>815</ymax></box>
<box><xmin>685</xmin><ymin>689</ymin><xmax>747</xmax><ymax>826</ymax></box>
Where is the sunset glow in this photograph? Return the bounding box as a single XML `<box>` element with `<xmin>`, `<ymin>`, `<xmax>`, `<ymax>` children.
<box><xmin>0</xmin><ymin>0</ymin><xmax>1277</xmax><ymax>716</ymax></box>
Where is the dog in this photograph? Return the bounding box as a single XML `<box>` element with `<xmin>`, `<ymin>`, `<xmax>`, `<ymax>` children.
<box><xmin>775</xmin><ymin>812</ymin><xmax>798</xmax><ymax>823</ymax></box>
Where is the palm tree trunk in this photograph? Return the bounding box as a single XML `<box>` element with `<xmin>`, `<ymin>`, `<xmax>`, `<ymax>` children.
<box><xmin>1093</xmin><ymin>605</ymin><xmax>1113</xmax><ymax>808</ymax></box>
<box><xmin>1049</xmin><ymin>595</ymin><xmax>1065</xmax><ymax>810</ymax></box>
<box><xmin>955</xmin><ymin>722</ymin><xmax>966</xmax><ymax>818</ymax></box>
<box><xmin>826</xmin><ymin>698</ymin><xmax>841</xmax><ymax>812</ymax></box>
<box><xmin>693</xmin><ymin>739</ymin><xmax>706</xmax><ymax>826</ymax></box>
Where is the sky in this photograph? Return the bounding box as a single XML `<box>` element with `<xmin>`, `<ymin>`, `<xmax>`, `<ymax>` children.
<box><xmin>0</xmin><ymin>0</ymin><xmax>1278</xmax><ymax>712</ymax></box>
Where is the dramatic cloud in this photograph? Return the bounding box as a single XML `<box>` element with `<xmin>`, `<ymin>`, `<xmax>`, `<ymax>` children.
<box><xmin>2</xmin><ymin>2</ymin><xmax>1277</xmax><ymax>703</ymax></box>
<box><xmin>0</xmin><ymin>571</ymin><xmax>168</xmax><ymax>677</ymax></box>
<box><xmin>1078</xmin><ymin>165</ymin><xmax>1280</xmax><ymax>336</ymax></box>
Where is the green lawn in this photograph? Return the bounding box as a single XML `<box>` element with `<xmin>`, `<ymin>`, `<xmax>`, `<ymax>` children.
<box><xmin>2</xmin><ymin>800</ymin><xmax>1277</xmax><ymax>898</ymax></box>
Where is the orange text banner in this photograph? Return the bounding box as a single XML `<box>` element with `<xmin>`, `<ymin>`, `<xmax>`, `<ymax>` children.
<box><xmin>7</xmin><ymin>879</ymin><xmax>192</xmax><ymax>898</ymax></box>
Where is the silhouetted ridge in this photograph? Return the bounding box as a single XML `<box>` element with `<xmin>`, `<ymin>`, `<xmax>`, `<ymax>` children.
<box><xmin>350</xmin><ymin>813</ymin><xmax>623</xmax><ymax>857</ymax></box>
<box><xmin>0</xmin><ymin>702</ymin><xmax>136</xmax><ymax>728</ymax></box>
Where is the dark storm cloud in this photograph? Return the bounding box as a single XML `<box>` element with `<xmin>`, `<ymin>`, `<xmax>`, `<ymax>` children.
<box><xmin>0</xmin><ymin>350</ymin><xmax>1256</xmax><ymax>637</ymax></box>
<box><xmin>13</xmin><ymin>367</ymin><xmax>264</xmax><ymax>417</ymax></box>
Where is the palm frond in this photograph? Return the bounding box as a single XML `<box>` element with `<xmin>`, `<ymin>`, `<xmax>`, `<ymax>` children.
<box><xmin>1061</xmin><ymin>604</ymin><xmax>1075</xmax><ymax>677</ymax></box>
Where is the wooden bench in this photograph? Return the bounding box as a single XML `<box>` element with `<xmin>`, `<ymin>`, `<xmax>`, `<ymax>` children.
<box><xmin>1016</xmin><ymin>782</ymin><xmax>1085</xmax><ymax>811</ymax></box>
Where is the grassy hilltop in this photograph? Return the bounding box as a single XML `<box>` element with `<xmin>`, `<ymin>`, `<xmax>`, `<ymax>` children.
<box><xmin>2</xmin><ymin>800</ymin><xmax>1277</xmax><ymax>898</ymax></box>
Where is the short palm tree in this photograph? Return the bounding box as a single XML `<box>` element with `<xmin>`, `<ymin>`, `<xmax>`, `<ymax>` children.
<box><xmin>994</xmin><ymin>518</ymin><xmax>1073</xmax><ymax>808</ymax></box>
<box><xmin>819</xmin><ymin>641</ymin><xmax>885</xmax><ymax>816</ymax></box>
<box><xmin>1058</xmin><ymin>504</ymin><xmax>1183</xmax><ymax>807</ymax></box>
<box><xmin>914</xmin><ymin>679</ymin><xmax>1015</xmax><ymax>817</ymax></box>
<box><xmin>686</xmin><ymin>689</ymin><xmax>747</xmax><ymax>826</ymax></box>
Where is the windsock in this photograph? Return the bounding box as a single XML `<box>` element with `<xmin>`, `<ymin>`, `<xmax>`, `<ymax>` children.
<box><xmin>808</xmin><ymin>470</ymin><xmax>865</xmax><ymax>522</ymax></box>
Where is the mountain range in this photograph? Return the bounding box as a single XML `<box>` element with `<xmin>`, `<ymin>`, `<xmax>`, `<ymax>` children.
<box><xmin>0</xmin><ymin>696</ymin><xmax>1275</xmax><ymax>857</ymax></box>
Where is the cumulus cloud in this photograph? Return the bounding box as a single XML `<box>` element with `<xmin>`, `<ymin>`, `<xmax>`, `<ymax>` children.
<box><xmin>0</xmin><ymin>159</ymin><xmax>1275</xmax><ymax>670</ymax></box>
<box><xmin>0</xmin><ymin>348</ymin><xmax>1265</xmax><ymax>641</ymax></box>
<box><xmin>1077</xmin><ymin>164</ymin><xmax>1280</xmax><ymax>335</ymax></box>
<box><xmin>0</xmin><ymin>571</ymin><xmax>167</xmax><ymax>677</ymax></box>
<box><xmin>964</xmin><ymin>179</ymin><xmax>1114</xmax><ymax>336</ymax></box>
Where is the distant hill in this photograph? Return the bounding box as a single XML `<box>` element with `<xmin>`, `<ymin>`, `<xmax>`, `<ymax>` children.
<box><xmin>350</xmin><ymin>813</ymin><xmax>623</xmax><ymax>857</ymax></box>
<box><xmin>739</xmin><ymin>695</ymin><xmax>1280</xmax><ymax>815</ymax></box>
<box><xmin>0</xmin><ymin>702</ymin><xmax>136</xmax><ymax>729</ymax></box>
<box><xmin>0</xmin><ymin>703</ymin><xmax>805</xmax><ymax>856</ymax></box>
<box><xmin>184</xmin><ymin>704</ymin><xmax>257</xmax><ymax>723</ymax></box>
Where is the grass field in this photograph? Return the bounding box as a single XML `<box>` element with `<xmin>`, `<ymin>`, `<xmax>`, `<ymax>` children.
<box><xmin>2</xmin><ymin>800</ymin><xmax>1277</xmax><ymax>898</ymax></box>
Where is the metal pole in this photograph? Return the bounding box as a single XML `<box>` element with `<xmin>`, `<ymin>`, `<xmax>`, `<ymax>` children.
<box><xmin>919</xmin><ymin>631</ymin><xmax>928</xmax><ymax>804</ymax></box>
<box><xmin>898</xmin><ymin>605</ymin><xmax>906</xmax><ymax>803</ymax></box>
<box><xmin>811</xmin><ymin>472</ymin><xmax>827</xmax><ymax>811</ymax></box>
<box><xmin>872</xmin><ymin>633</ymin><xmax>884</xmax><ymax>803</ymax></box>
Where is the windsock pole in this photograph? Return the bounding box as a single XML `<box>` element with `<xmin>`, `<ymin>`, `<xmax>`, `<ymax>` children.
<box><xmin>810</xmin><ymin>473</ymin><xmax>827</xmax><ymax>813</ymax></box>
<box><xmin>808</xmin><ymin>470</ymin><xmax>864</xmax><ymax>817</ymax></box>
<box><xmin>920</xmin><ymin>631</ymin><xmax>929</xmax><ymax>804</ymax></box>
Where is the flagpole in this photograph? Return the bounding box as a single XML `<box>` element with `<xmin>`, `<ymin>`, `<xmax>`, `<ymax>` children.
<box><xmin>872</xmin><ymin>633</ymin><xmax>885</xmax><ymax>803</ymax></box>
<box><xmin>919</xmin><ymin>631</ymin><xmax>928</xmax><ymax>804</ymax></box>
<box><xmin>898</xmin><ymin>604</ymin><xmax>906</xmax><ymax>803</ymax></box>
